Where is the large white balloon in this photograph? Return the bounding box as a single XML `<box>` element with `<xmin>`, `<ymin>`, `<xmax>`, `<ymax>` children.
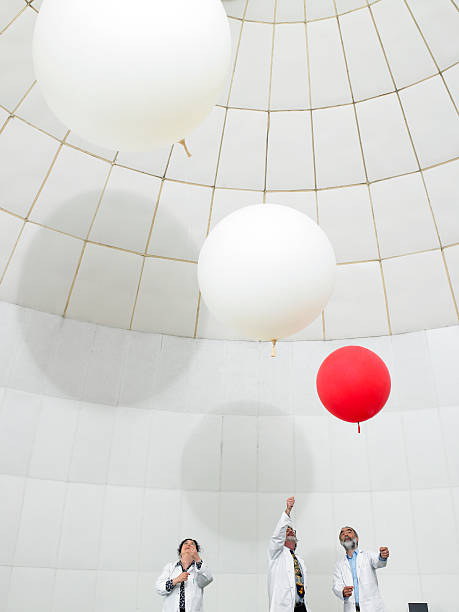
<box><xmin>198</xmin><ymin>204</ymin><xmax>336</xmax><ymax>340</ymax></box>
<box><xmin>33</xmin><ymin>0</ymin><xmax>231</xmax><ymax>151</ymax></box>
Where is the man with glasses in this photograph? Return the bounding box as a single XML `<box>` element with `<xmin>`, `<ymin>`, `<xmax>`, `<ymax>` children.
<box><xmin>333</xmin><ymin>526</ymin><xmax>389</xmax><ymax>612</ymax></box>
<box><xmin>268</xmin><ymin>496</ymin><xmax>309</xmax><ymax>612</ymax></box>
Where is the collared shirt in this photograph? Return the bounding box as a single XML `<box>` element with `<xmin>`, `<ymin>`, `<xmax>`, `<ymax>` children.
<box><xmin>347</xmin><ymin>549</ymin><xmax>359</xmax><ymax>605</ymax></box>
<box><xmin>165</xmin><ymin>559</ymin><xmax>203</xmax><ymax>610</ymax></box>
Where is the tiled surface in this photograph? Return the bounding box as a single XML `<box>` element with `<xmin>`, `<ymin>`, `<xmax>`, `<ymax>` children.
<box><xmin>0</xmin><ymin>303</ymin><xmax>457</xmax><ymax>610</ymax></box>
<box><xmin>0</xmin><ymin>2</ymin><xmax>458</xmax><ymax>340</ymax></box>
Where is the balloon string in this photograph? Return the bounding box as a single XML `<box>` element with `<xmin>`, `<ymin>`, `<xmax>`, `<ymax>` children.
<box><xmin>358</xmin><ymin>422</ymin><xmax>360</xmax><ymax>434</ymax></box>
<box><xmin>179</xmin><ymin>139</ymin><xmax>192</xmax><ymax>158</ymax></box>
<box><xmin>271</xmin><ymin>339</ymin><xmax>277</xmax><ymax>358</ymax></box>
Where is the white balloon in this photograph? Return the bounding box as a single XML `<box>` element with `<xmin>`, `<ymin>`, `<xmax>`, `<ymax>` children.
<box><xmin>33</xmin><ymin>0</ymin><xmax>230</xmax><ymax>151</ymax></box>
<box><xmin>198</xmin><ymin>204</ymin><xmax>336</xmax><ymax>340</ymax></box>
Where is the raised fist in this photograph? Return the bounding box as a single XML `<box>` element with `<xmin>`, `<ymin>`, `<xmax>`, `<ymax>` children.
<box><xmin>379</xmin><ymin>546</ymin><xmax>389</xmax><ymax>559</ymax></box>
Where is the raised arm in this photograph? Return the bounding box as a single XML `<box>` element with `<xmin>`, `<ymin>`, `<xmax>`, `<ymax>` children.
<box><xmin>195</xmin><ymin>561</ymin><xmax>213</xmax><ymax>589</ymax></box>
<box><xmin>268</xmin><ymin>496</ymin><xmax>295</xmax><ymax>561</ymax></box>
<box><xmin>371</xmin><ymin>547</ymin><xmax>389</xmax><ymax>569</ymax></box>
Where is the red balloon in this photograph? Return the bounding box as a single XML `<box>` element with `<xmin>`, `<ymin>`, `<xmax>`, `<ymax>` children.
<box><xmin>316</xmin><ymin>346</ymin><xmax>391</xmax><ymax>430</ymax></box>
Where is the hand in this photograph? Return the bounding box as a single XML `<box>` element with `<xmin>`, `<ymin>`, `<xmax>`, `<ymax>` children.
<box><xmin>343</xmin><ymin>586</ymin><xmax>354</xmax><ymax>598</ymax></box>
<box><xmin>173</xmin><ymin>572</ymin><xmax>189</xmax><ymax>586</ymax></box>
<box><xmin>191</xmin><ymin>546</ymin><xmax>201</xmax><ymax>563</ymax></box>
<box><xmin>379</xmin><ymin>546</ymin><xmax>389</xmax><ymax>559</ymax></box>
<box><xmin>286</xmin><ymin>496</ymin><xmax>295</xmax><ymax>515</ymax></box>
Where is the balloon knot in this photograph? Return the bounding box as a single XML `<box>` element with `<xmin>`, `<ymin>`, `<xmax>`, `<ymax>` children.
<box><xmin>358</xmin><ymin>422</ymin><xmax>361</xmax><ymax>434</ymax></box>
<box><xmin>179</xmin><ymin>139</ymin><xmax>192</xmax><ymax>158</ymax></box>
<box><xmin>271</xmin><ymin>339</ymin><xmax>277</xmax><ymax>358</ymax></box>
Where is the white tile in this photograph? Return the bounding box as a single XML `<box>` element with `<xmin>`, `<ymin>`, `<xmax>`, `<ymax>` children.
<box><xmin>132</xmin><ymin>258</ymin><xmax>198</xmax><ymax>336</ymax></box>
<box><xmin>0</xmin><ymin>389</ymin><xmax>41</xmax><ymax>476</ymax></box>
<box><xmin>30</xmin><ymin>146</ymin><xmax>111</xmax><ymax>237</ymax></box>
<box><xmin>290</xmin><ymin>340</ymin><xmax>328</xmax><ymax>417</ymax></box>
<box><xmin>29</xmin><ymin>396</ymin><xmax>79</xmax><ymax>480</ymax></box>
<box><xmin>0</xmin><ymin>474</ymin><xmax>25</xmax><ymax>564</ymax></box>
<box><xmin>7</xmin><ymin>567</ymin><xmax>54</xmax><ymax>612</ymax></box>
<box><xmin>53</xmin><ymin>571</ymin><xmax>97</xmax><ymax>612</ymax></box>
<box><xmin>69</xmin><ymin>403</ymin><xmax>115</xmax><ymax>484</ymax></box>
<box><xmin>366</xmin><ymin>412</ymin><xmax>410</xmax><ymax>490</ymax></box>
<box><xmin>15</xmin><ymin>478</ymin><xmax>66</xmax><ymax>566</ymax></box>
<box><xmin>218</xmin><ymin>18</ymin><xmax>242</xmax><ymax>106</ymax></box>
<box><xmin>108</xmin><ymin>406</ymin><xmax>151</xmax><ymax>486</ymax></box>
<box><xmin>0</xmin><ymin>302</ymin><xmax>27</xmax><ymax>388</ymax></box>
<box><xmin>391</xmin><ymin>330</ymin><xmax>436</xmax><ymax>411</ymax></box>
<box><xmin>339</xmin><ymin>8</ymin><xmax>393</xmax><ymax>101</ymax></box>
<box><xmin>265</xmin><ymin>190</ymin><xmax>316</xmax><ymax>220</ymax></box>
<box><xmin>427</xmin><ymin>326</ymin><xmax>459</xmax><ymax>408</ymax></box>
<box><xmin>196</xmin><ymin>298</ymin><xmax>250</xmax><ymax>340</ymax></box>
<box><xmin>421</xmin><ymin>575</ymin><xmax>459</xmax><ymax>612</ymax></box>
<box><xmin>373</xmin><ymin>492</ymin><xmax>418</xmax><ymax>573</ymax></box>
<box><xmin>406</xmin><ymin>0</ymin><xmax>459</xmax><ymax>69</ymax></box>
<box><xmin>216</xmin><ymin>574</ymin><xmax>257</xmax><ymax>612</ymax></box>
<box><xmin>0</xmin><ymin>1</ymin><xmax>24</xmax><ymax>31</ymax></box>
<box><xmin>330</xmin><ymin>417</ymin><xmax>371</xmax><ymax>491</ymax></box>
<box><xmin>294</xmin><ymin>416</ymin><xmax>332</xmax><ymax>491</ymax></box>
<box><xmin>209</xmin><ymin>188</ymin><xmax>263</xmax><ymax>230</ymax></box>
<box><xmin>403</xmin><ymin>409</ymin><xmax>449</xmax><ymax>489</ymax></box>
<box><xmin>377</xmin><ymin>574</ymin><xmax>422</xmax><ymax>611</ymax></box>
<box><xmin>325</xmin><ymin>262</ymin><xmax>389</xmax><ymax>338</ymax></box>
<box><xmin>371</xmin><ymin>172</ymin><xmax>439</xmax><ymax>258</ymax></box>
<box><xmin>245</xmin><ymin>0</ymin><xmax>275</xmax><ymax>21</ymax></box>
<box><xmin>221</xmin><ymin>415</ymin><xmax>257</xmax><ymax>491</ymax></box>
<box><xmin>0</xmin><ymin>10</ymin><xmax>36</xmax><ymax>109</ymax></box>
<box><xmin>439</xmin><ymin>406</ymin><xmax>459</xmax><ymax>487</ymax></box>
<box><xmin>445</xmin><ymin>245</ymin><xmax>459</xmax><ymax>313</ymax></box>
<box><xmin>383</xmin><ymin>250</ymin><xmax>457</xmax><ymax>334</ymax></box>
<box><xmin>58</xmin><ymin>482</ymin><xmax>105</xmax><ymax>569</ymax></box>
<box><xmin>166</xmin><ymin>106</ymin><xmax>226</xmax><ymax>185</ymax></box>
<box><xmin>223</xmin><ymin>0</ymin><xmax>247</xmax><ymax>19</ymax></box>
<box><xmin>276</xmin><ymin>0</ymin><xmax>305</xmax><ymax>22</ymax></box>
<box><xmin>318</xmin><ymin>185</ymin><xmax>378</xmax><ymax>263</ymax></box>
<box><xmin>356</xmin><ymin>93</ymin><xmax>418</xmax><ymax>181</ymax></box>
<box><xmin>295</xmin><ymin>492</ymin><xmax>335</xmax><ymax>573</ymax></box>
<box><xmin>179</xmin><ymin>414</ymin><xmax>222</xmax><ymax>491</ymax></box>
<box><xmin>371</xmin><ymin>0</ymin><xmax>437</xmax><ymax>88</ymax></box>
<box><xmin>423</xmin><ymin>160</ymin><xmax>459</xmax><ymax>246</ymax></box>
<box><xmin>118</xmin><ymin>331</ymin><xmax>162</xmax><ymax>409</ymax></box>
<box><xmin>219</xmin><ymin>492</ymin><xmax>257</xmax><ymax>573</ymax></box>
<box><xmin>65</xmin><ymin>133</ymin><xmax>116</xmax><ymax>163</ymax></box>
<box><xmin>140</xmin><ymin>489</ymin><xmax>180</xmax><ymax>571</ymax></box>
<box><xmin>67</xmin><ymin>243</ymin><xmax>142</xmax><ymax>328</ymax></box>
<box><xmin>306</xmin><ymin>574</ymin><xmax>340</xmax><ymax>612</ymax></box>
<box><xmin>148</xmin><ymin>181</ymin><xmax>212</xmax><ymax>261</ymax></box>
<box><xmin>266</xmin><ymin>111</ymin><xmax>314</xmax><ymax>189</ymax></box>
<box><xmin>94</xmin><ymin>571</ymin><xmax>137</xmax><ymax>612</ymax></box>
<box><xmin>229</xmin><ymin>21</ymin><xmax>273</xmax><ymax>109</ymax></box>
<box><xmin>411</xmin><ymin>488</ymin><xmax>459</xmax><ymax>574</ymax></box>
<box><xmin>270</xmin><ymin>24</ymin><xmax>309</xmax><ymax>110</ymax></box>
<box><xmin>89</xmin><ymin>165</ymin><xmax>161</xmax><ymax>253</ymax></box>
<box><xmin>0</xmin><ymin>105</ymin><xmax>9</xmax><ymax>127</ymax></box>
<box><xmin>0</xmin><ymin>118</ymin><xmax>60</xmax><ymax>216</ymax></box>
<box><xmin>285</xmin><ymin>311</ymin><xmax>324</xmax><ymax>340</ymax></box>
<box><xmin>332</xmin><ymin>491</ymin><xmax>375</xmax><ymax>549</ymax></box>
<box><xmin>335</xmin><ymin>0</ymin><xmax>366</xmax><ymax>11</ymax></box>
<box><xmin>306</xmin><ymin>0</ymin><xmax>335</xmax><ymax>20</ymax></box>
<box><xmin>443</xmin><ymin>62</ymin><xmax>459</xmax><ymax>105</ymax></box>
<box><xmin>313</xmin><ymin>105</ymin><xmax>365</xmax><ymax>188</ymax></box>
<box><xmin>15</xmin><ymin>83</ymin><xmax>68</xmax><ymax>139</ymax></box>
<box><xmin>307</xmin><ymin>19</ymin><xmax>352</xmax><ymax>108</ymax></box>
<box><xmin>99</xmin><ymin>485</ymin><xmax>143</xmax><ymax>570</ymax></box>
<box><xmin>0</xmin><ymin>210</ymin><xmax>23</xmax><ymax>277</ymax></box>
<box><xmin>82</xmin><ymin>325</ymin><xmax>128</xmax><ymax>407</ymax></box>
<box><xmin>116</xmin><ymin>145</ymin><xmax>171</xmax><ymax>178</ymax></box>
<box><xmin>258</xmin><ymin>416</ymin><xmax>294</xmax><ymax>491</ymax></box>
<box><xmin>216</xmin><ymin>108</ymin><xmax>268</xmax><ymax>189</ymax></box>
<box><xmin>0</xmin><ymin>566</ymin><xmax>12</xmax><ymax>612</ymax></box>
<box><xmin>400</xmin><ymin>76</ymin><xmax>459</xmax><ymax>168</ymax></box>
<box><xmin>0</xmin><ymin>222</ymin><xmax>82</xmax><ymax>314</ymax></box>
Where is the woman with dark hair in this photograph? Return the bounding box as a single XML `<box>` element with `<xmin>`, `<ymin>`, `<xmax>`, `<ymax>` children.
<box><xmin>156</xmin><ymin>538</ymin><xmax>213</xmax><ymax>611</ymax></box>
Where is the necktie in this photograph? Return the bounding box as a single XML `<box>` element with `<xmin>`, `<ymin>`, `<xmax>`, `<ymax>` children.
<box><xmin>290</xmin><ymin>550</ymin><xmax>305</xmax><ymax>599</ymax></box>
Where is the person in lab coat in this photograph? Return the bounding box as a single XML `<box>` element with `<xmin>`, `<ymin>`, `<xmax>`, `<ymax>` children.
<box><xmin>156</xmin><ymin>538</ymin><xmax>213</xmax><ymax>612</ymax></box>
<box><xmin>332</xmin><ymin>526</ymin><xmax>389</xmax><ymax>612</ymax></box>
<box><xmin>268</xmin><ymin>496</ymin><xmax>309</xmax><ymax>612</ymax></box>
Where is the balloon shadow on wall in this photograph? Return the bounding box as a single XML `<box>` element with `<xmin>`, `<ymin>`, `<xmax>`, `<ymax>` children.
<box><xmin>180</xmin><ymin>401</ymin><xmax>315</xmax><ymax>541</ymax></box>
<box><xmin>15</xmin><ymin>187</ymin><xmax>198</xmax><ymax>405</ymax></box>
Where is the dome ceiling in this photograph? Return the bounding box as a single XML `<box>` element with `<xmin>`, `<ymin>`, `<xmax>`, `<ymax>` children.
<box><xmin>0</xmin><ymin>0</ymin><xmax>458</xmax><ymax>341</ymax></box>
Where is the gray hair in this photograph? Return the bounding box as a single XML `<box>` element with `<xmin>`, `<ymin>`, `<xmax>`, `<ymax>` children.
<box><xmin>339</xmin><ymin>526</ymin><xmax>359</xmax><ymax>540</ymax></box>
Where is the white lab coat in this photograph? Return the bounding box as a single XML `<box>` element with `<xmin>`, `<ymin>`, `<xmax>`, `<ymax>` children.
<box><xmin>156</xmin><ymin>560</ymin><xmax>213</xmax><ymax>612</ymax></box>
<box><xmin>268</xmin><ymin>511</ymin><xmax>309</xmax><ymax>612</ymax></box>
<box><xmin>332</xmin><ymin>549</ymin><xmax>387</xmax><ymax>612</ymax></box>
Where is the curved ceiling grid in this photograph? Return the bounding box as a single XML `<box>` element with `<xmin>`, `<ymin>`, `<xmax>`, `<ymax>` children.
<box><xmin>0</xmin><ymin>0</ymin><xmax>458</xmax><ymax>340</ymax></box>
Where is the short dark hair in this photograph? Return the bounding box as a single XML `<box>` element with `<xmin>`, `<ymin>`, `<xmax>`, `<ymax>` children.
<box><xmin>177</xmin><ymin>538</ymin><xmax>200</xmax><ymax>556</ymax></box>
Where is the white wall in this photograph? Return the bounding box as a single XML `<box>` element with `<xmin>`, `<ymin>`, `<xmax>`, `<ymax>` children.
<box><xmin>0</xmin><ymin>301</ymin><xmax>458</xmax><ymax>612</ymax></box>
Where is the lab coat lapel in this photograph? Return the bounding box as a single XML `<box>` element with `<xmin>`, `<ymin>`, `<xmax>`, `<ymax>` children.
<box><xmin>356</xmin><ymin>549</ymin><xmax>363</xmax><ymax>580</ymax></box>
